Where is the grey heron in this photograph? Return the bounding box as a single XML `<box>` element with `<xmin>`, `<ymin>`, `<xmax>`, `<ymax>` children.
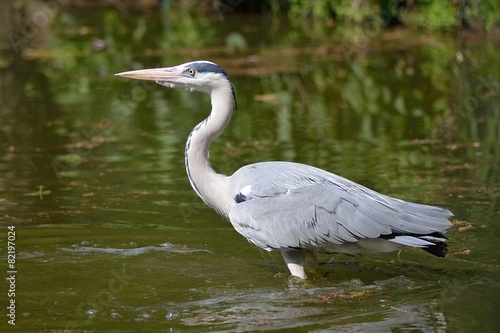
<box><xmin>116</xmin><ymin>60</ymin><xmax>453</xmax><ymax>279</ymax></box>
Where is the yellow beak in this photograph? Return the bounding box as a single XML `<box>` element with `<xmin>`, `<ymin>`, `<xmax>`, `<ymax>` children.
<box><xmin>115</xmin><ymin>67</ymin><xmax>183</xmax><ymax>82</ymax></box>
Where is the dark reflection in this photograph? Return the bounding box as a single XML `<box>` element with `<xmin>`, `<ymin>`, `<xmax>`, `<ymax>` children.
<box><xmin>0</xmin><ymin>56</ymin><xmax>67</xmax><ymax>224</ymax></box>
<box><xmin>0</xmin><ymin>3</ymin><xmax>498</xmax><ymax>333</ymax></box>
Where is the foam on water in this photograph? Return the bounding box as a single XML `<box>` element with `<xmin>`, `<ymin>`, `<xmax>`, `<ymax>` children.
<box><xmin>59</xmin><ymin>243</ymin><xmax>210</xmax><ymax>256</ymax></box>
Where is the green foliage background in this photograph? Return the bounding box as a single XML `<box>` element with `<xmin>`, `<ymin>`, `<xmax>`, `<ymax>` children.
<box><xmin>223</xmin><ymin>0</ymin><xmax>500</xmax><ymax>32</ymax></box>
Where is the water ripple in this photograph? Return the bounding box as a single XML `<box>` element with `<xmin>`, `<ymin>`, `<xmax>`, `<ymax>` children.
<box><xmin>58</xmin><ymin>242</ymin><xmax>210</xmax><ymax>256</ymax></box>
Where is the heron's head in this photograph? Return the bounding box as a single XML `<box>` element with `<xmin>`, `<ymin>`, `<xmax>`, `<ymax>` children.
<box><xmin>116</xmin><ymin>60</ymin><xmax>234</xmax><ymax>97</ymax></box>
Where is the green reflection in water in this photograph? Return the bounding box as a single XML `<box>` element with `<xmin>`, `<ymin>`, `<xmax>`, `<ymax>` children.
<box><xmin>0</xmin><ymin>4</ymin><xmax>498</xmax><ymax>333</ymax></box>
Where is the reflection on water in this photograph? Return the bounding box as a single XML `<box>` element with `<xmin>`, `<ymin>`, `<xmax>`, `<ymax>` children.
<box><xmin>175</xmin><ymin>285</ymin><xmax>443</xmax><ymax>330</ymax></box>
<box><xmin>0</xmin><ymin>3</ymin><xmax>499</xmax><ymax>332</ymax></box>
<box><xmin>180</xmin><ymin>298</ymin><xmax>447</xmax><ymax>332</ymax></box>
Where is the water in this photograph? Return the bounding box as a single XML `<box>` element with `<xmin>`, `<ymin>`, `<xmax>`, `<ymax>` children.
<box><xmin>1</xmin><ymin>4</ymin><xmax>499</xmax><ymax>332</ymax></box>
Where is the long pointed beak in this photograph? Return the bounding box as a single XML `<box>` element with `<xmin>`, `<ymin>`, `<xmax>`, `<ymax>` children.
<box><xmin>115</xmin><ymin>67</ymin><xmax>183</xmax><ymax>82</ymax></box>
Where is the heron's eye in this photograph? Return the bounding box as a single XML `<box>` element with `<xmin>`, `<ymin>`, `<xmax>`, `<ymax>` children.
<box><xmin>187</xmin><ymin>68</ymin><xmax>196</xmax><ymax>76</ymax></box>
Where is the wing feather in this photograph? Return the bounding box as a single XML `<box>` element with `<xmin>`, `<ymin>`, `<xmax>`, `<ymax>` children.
<box><xmin>228</xmin><ymin>161</ymin><xmax>452</xmax><ymax>252</ymax></box>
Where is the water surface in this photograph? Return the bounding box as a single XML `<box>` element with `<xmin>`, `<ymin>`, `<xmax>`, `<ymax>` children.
<box><xmin>0</xmin><ymin>6</ymin><xmax>499</xmax><ymax>332</ymax></box>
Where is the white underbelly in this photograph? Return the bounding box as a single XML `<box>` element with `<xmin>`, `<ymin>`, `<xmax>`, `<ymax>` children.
<box><xmin>318</xmin><ymin>238</ymin><xmax>404</xmax><ymax>255</ymax></box>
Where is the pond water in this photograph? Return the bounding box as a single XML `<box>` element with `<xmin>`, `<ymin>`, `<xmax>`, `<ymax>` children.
<box><xmin>1</xmin><ymin>5</ymin><xmax>499</xmax><ymax>333</ymax></box>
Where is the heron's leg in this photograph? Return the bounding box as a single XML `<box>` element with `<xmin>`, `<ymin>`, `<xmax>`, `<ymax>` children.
<box><xmin>281</xmin><ymin>250</ymin><xmax>307</xmax><ymax>279</ymax></box>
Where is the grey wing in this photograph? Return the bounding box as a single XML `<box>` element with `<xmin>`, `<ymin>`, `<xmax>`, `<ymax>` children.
<box><xmin>228</xmin><ymin>163</ymin><xmax>452</xmax><ymax>251</ymax></box>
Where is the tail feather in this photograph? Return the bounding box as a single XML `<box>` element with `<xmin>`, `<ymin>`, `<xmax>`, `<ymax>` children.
<box><xmin>380</xmin><ymin>229</ymin><xmax>449</xmax><ymax>258</ymax></box>
<box><xmin>421</xmin><ymin>241</ymin><xmax>448</xmax><ymax>257</ymax></box>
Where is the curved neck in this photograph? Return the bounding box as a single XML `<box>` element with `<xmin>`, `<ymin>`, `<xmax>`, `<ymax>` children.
<box><xmin>185</xmin><ymin>85</ymin><xmax>235</xmax><ymax>216</ymax></box>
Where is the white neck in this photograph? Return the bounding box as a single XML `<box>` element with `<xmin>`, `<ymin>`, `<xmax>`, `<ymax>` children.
<box><xmin>184</xmin><ymin>84</ymin><xmax>235</xmax><ymax>217</ymax></box>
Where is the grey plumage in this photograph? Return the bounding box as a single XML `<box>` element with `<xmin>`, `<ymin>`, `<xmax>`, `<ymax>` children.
<box><xmin>229</xmin><ymin>162</ymin><xmax>451</xmax><ymax>252</ymax></box>
<box><xmin>116</xmin><ymin>60</ymin><xmax>453</xmax><ymax>279</ymax></box>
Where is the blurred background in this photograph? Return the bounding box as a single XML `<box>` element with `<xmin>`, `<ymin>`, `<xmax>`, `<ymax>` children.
<box><xmin>0</xmin><ymin>0</ymin><xmax>499</xmax><ymax>332</ymax></box>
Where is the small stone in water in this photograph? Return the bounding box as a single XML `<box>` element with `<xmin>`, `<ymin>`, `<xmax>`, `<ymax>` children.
<box><xmin>110</xmin><ymin>311</ymin><xmax>121</xmax><ymax>318</ymax></box>
<box><xmin>166</xmin><ymin>310</ymin><xmax>179</xmax><ymax>320</ymax></box>
<box><xmin>86</xmin><ymin>309</ymin><xmax>97</xmax><ymax>319</ymax></box>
